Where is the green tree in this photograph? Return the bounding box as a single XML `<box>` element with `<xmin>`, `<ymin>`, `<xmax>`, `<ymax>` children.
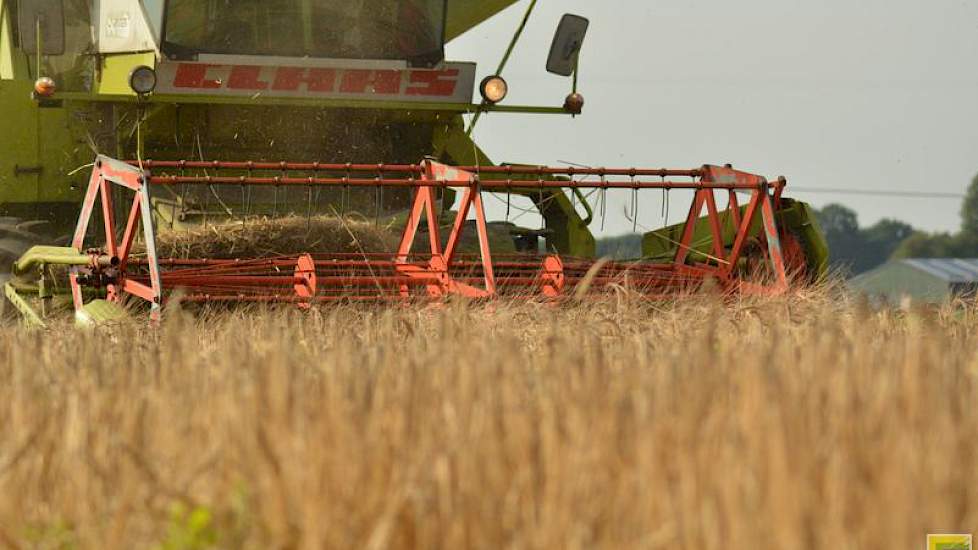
<box><xmin>892</xmin><ymin>231</ymin><xmax>956</xmax><ymax>258</ymax></box>
<box><xmin>814</xmin><ymin>204</ymin><xmax>912</xmax><ymax>274</ymax></box>
<box><xmin>961</xmin><ymin>172</ymin><xmax>978</xmax><ymax>237</ymax></box>
<box><xmin>892</xmin><ymin>171</ymin><xmax>978</xmax><ymax>259</ymax></box>
<box><xmin>814</xmin><ymin>204</ymin><xmax>864</xmax><ymax>273</ymax></box>
<box><xmin>595</xmin><ymin>234</ymin><xmax>643</xmax><ymax>259</ymax></box>
<box><xmin>816</xmin><ymin>203</ymin><xmax>860</xmax><ymax>236</ymax></box>
<box><xmin>860</xmin><ymin>217</ymin><xmax>914</xmax><ymax>269</ymax></box>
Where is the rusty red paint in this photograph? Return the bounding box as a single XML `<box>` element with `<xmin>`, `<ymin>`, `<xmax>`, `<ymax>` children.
<box><xmin>67</xmin><ymin>157</ymin><xmax>799</xmax><ymax>320</ymax></box>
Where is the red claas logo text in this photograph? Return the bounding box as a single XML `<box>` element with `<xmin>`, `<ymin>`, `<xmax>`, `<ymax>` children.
<box><xmin>169</xmin><ymin>63</ymin><xmax>462</xmax><ymax>98</ymax></box>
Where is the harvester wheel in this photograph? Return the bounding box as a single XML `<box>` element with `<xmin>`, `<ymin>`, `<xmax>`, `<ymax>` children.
<box><xmin>742</xmin><ymin>230</ymin><xmax>819</xmax><ymax>284</ymax></box>
<box><xmin>781</xmin><ymin>231</ymin><xmax>813</xmax><ymax>281</ymax></box>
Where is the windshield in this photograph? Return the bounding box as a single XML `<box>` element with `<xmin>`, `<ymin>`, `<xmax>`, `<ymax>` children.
<box><xmin>163</xmin><ymin>0</ymin><xmax>446</xmax><ymax>64</ymax></box>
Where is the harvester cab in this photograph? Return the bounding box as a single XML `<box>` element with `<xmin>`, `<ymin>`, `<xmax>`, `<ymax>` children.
<box><xmin>1</xmin><ymin>0</ymin><xmax>595</xmax><ymax>249</ymax></box>
<box><xmin>0</xmin><ymin>0</ymin><xmax>828</xmax><ymax>325</ymax></box>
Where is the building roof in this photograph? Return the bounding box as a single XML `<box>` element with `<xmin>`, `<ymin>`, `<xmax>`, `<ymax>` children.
<box><xmin>901</xmin><ymin>259</ymin><xmax>978</xmax><ymax>283</ymax></box>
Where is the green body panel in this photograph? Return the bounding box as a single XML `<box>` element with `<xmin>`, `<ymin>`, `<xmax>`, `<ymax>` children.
<box><xmin>0</xmin><ymin>82</ymin><xmax>89</xmax><ymax>211</ymax></box>
<box><xmin>0</xmin><ymin>0</ymin><xmax>23</xmax><ymax>79</ymax></box>
<box><xmin>76</xmin><ymin>299</ymin><xmax>128</xmax><ymax>326</ymax></box>
<box><xmin>3</xmin><ymin>245</ymin><xmax>93</xmax><ymax>327</ymax></box>
<box><xmin>780</xmin><ymin>199</ymin><xmax>829</xmax><ymax>276</ymax></box>
<box><xmin>12</xmin><ymin>245</ymin><xmax>90</xmax><ymax>275</ymax></box>
<box><xmin>3</xmin><ymin>282</ymin><xmax>45</xmax><ymax>327</ymax></box>
<box><xmin>55</xmin><ymin>89</ymin><xmax>567</xmax><ymax>114</ymax></box>
<box><xmin>642</xmin><ymin>198</ymin><xmax>829</xmax><ymax>278</ymax></box>
<box><xmin>97</xmin><ymin>52</ymin><xmax>157</xmax><ymax>96</ymax></box>
<box><xmin>0</xmin><ymin>86</ymin><xmax>93</xmax><ymax>207</ymax></box>
<box><xmin>0</xmin><ymin>78</ymin><xmax>40</xmax><ymax>201</ymax></box>
<box><xmin>1</xmin><ymin>0</ymin><xmax>93</xmax><ymax>213</ymax></box>
<box><xmin>445</xmin><ymin>1</ymin><xmax>521</xmax><ymax>42</ymax></box>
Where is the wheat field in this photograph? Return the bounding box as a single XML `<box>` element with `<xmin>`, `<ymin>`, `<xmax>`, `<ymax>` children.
<box><xmin>0</xmin><ymin>290</ymin><xmax>976</xmax><ymax>549</ymax></box>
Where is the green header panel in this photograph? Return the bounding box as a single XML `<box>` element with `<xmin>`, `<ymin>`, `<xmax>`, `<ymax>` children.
<box><xmin>446</xmin><ymin>0</ymin><xmax>520</xmax><ymax>42</ymax></box>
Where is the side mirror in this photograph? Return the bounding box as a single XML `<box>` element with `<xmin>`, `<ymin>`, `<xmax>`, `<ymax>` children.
<box><xmin>546</xmin><ymin>14</ymin><xmax>589</xmax><ymax>77</ymax></box>
<box><xmin>17</xmin><ymin>0</ymin><xmax>66</xmax><ymax>56</ymax></box>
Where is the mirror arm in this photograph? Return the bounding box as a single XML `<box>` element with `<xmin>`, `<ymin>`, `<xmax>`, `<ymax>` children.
<box><xmin>572</xmin><ymin>57</ymin><xmax>579</xmax><ymax>94</ymax></box>
<box><xmin>466</xmin><ymin>0</ymin><xmax>540</xmax><ymax>137</ymax></box>
<box><xmin>18</xmin><ymin>0</ymin><xmax>65</xmax><ymax>65</ymax></box>
<box><xmin>35</xmin><ymin>15</ymin><xmax>41</xmax><ymax>78</ymax></box>
<box><xmin>494</xmin><ymin>0</ymin><xmax>538</xmax><ymax>77</ymax></box>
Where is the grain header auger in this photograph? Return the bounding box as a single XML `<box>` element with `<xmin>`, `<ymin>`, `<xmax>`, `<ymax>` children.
<box><xmin>0</xmin><ymin>0</ymin><xmax>828</xmax><ymax>325</ymax></box>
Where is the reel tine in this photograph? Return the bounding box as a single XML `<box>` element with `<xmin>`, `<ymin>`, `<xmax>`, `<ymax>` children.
<box><xmin>306</xmin><ymin>184</ymin><xmax>313</xmax><ymax>229</ymax></box>
<box><xmin>202</xmin><ymin>179</ymin><xmax>210</xmax><ymax>229</ymax></box>
<box><xmin>631</xmin><ymin>175</ymin><xmax>638</xmax><ymax>233</ymax></box>
<box><xmin>374</xmin><ymin>185</ymin><xmax>380</xmax><ymax>226</ymax></box>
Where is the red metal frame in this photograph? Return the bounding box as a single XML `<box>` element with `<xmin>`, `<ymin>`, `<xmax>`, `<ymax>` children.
<box><xmin>66</xmin><ymin>156</ymin><xmax>796</xmax><ymax>319</ymax></box>
<box><xmin>71</xmin><ymin>156</ymin><xmax>163</xmax><ymax>319</ymax></box>
<box><xmin>673</xmin><ymin>165</ymin><xmax>788</xmax><ymax>294</ymax></box>
<box><xmin>393</xmin><ymin>161</ymin><xmax>498</xmax><ymax>298</ymax></box>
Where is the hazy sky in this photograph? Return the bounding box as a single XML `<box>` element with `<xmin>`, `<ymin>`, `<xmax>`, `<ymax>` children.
<box><xmin>447</xmin><ymin>0</ymin><xmax>978</xmax><ymax>237</ymax></box>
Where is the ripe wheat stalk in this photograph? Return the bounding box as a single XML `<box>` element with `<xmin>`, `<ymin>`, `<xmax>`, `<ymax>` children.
<box><xmin>0</xmin><ymin>291</ymin><xmax>976</xmax><ymax>549</ymax></box>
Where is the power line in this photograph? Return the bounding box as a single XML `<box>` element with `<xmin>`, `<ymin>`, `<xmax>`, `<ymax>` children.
<box><xmin>789</xmin><ymin>187</ymin><xmax>965</xmax><ymax>199</ymax></box>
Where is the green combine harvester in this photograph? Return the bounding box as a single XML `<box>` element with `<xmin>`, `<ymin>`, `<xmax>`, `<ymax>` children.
<box><xmin>0</xmin><ymin>0</ymin><xmax>827</xmax><ymax>324</ymax></box>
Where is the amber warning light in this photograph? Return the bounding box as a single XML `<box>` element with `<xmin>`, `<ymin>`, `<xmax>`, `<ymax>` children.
<box><xmin>33</xmin><ymin>77</ymin><xmax>56</xmax><ymax>98</ymax></box>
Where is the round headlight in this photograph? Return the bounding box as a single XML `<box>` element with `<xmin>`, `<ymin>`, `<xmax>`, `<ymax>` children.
<box><xmin>479</xmin><ymin>75</ymin><xmax>508</xmax><ymax>104</ymax></box>
<box><xmin>129</xmin><ymin>65</ymin><xmax>157</xmax><ymax>95</ymax></box>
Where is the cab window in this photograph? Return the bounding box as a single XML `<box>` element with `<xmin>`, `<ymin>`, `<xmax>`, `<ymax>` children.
<box><xmin>13</xmin><ymin>0</ymin><xmax>95</xmax><ymax>90</ymax></box>
<box><xmin>163</xmin><ymin>0</ymin><xmax>446</xmax><ymax>65</ymax></box>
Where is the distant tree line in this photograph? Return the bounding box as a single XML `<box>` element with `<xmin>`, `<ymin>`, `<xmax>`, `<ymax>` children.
<box><xmin>595</xmin><ymin>233</ymin><xmax>643</xmax><ymax>259</ymax></box>
<box><xmin>594</xmin><ymin>171</ymin><xmax>978</xmax><ymax>276</ymax></box>
<box><xmin>890</xmin><ymin>172</ymin><xmax>978</xmax><ymax>260</ymax></box>
<box><xmin>813</xmin><ymin>204</ymin><xmax>914</xmax><ymax>274</ymax></box>
<box><xmin>817</xmin><ymin>171</ymin><xmax>978</xmax><ymax>274</ymax></box>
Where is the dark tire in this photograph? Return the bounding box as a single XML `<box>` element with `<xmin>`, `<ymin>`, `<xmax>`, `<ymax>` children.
<box><xmin>741</xmin><ymin>229</ymin><xmax>821</xmax><ymax>284</ymax></box>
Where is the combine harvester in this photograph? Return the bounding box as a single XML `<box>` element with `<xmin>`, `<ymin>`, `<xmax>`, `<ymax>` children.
<box><xmin>0</xmin><ymin>0</ymin><xmax>826</xmax><ymax>325</ymax></box>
